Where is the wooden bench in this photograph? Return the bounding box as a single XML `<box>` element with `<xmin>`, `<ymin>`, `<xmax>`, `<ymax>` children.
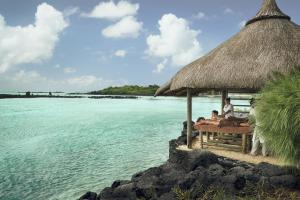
<box><xmin>194</xmin><ymin>124</ymin><xmax>252</xmax><ymax>154</ymax></box>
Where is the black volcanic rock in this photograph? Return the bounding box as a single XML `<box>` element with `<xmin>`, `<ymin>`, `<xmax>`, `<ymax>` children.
<box><xmin>79</xmin><ymin>191</ymin><xmax>97</xmax><ymax>200</ymax></box>
<box><xmin>255</xmin><ymin>162</ymin><xmax>286</xmax><ymax>176</ymax></box>
<box><xmin>79</xmin><ymin>136</ymin><xmax>300</xmax><ymax>200</ymax></box>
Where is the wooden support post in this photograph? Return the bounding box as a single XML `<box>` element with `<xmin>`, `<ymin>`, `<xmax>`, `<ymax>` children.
<box><xmin>187</xmin><ymin>88</ymin><xmax>192</xmax><ymax>149</ymax></box>
<box><xmin>242</xmin><ymin>134</ymin><xmax>247</xmax><ymax>154</ymax></box>
<box><xmin>199</xmin><ymin>131</ymin><xmax>203</xmax><ymax>149</ymax></box>
<box><xmin>247</xmin><ymin>135</ymin><xmax>252</xmax><ymax>152</ymax></box>
<box><xmin>221</xmin><ymin>90</ymin><xmax>228</xmax><ymax>114</ymax></box>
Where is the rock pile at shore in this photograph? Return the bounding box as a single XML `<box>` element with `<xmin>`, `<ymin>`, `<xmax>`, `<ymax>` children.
<box><xmin>79</xmin><ymin>136</ymin><xmax>300</xmax><ymax>200</ymax></box>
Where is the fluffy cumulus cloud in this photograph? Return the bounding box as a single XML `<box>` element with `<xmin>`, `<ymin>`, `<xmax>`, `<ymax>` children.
<box><xmin>83</xmin><ymin>1</ymin><xmax>142</xmax><ymax>39</ymax></box>
<box><xmin>63</xmin><ymin>67</ymin><xmax>76</xmax><ymax>73</ymax></box>
<box><xmin>224</xmin><ymin>8</ymin><xmax>234</xmax><ymax>14</ymax></box>
<box><xmin>0</xmin><ymin>70</ymin><xmax>127</xmax><ymax>92</ymax></box>
<box><xmin>83</xmin><ymin>1</ymin><xmax>139</xmax><ymax>20</ymax></box>
<box><xmin>66</xmin><ymin>75</ymin><xmax>99</xmax><ymax>87</ymax></box>
<box><xmin>0</xmin><ymin>3</ymin><xmax>68</xmax><ymax>73</ymax></box>
<box><xmin>102</xmin><ymin>16</ymin><xmax>142</xmax><ymax>38</ymax></box>
<box><xmin>114</xmin><ymin>50</ymin><xmax>127</xmax><ymax>57</ymax></box>
<box><xmin>146</xmin><ymin>14</ymin><xmax>202</xmax><ymax>69</ymax></box>
<box><xmin>193</xmin><ymin>12</ymin><xmax>206</xmax><ymax>20</ymax></box>
<box><xmin>63</xmin><ymin>6</ymin><xmax>80</xmax><ymax>17</ymax></box>
<box><xmin>153</xmin><ymin>59</ymin><xmax>168</xmax><ymax>73</ymax></box>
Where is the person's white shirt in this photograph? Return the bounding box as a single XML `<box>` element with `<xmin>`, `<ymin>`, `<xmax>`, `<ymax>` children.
<box><xmin>223</xmin><ymin>104</ymin><xmax>234</xmax><ymax>119</ymax></box>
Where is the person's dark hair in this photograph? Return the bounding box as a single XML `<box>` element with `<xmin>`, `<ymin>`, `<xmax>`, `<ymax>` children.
<box><xmin>212</xmin><ymin>110</ymin><xmax>218</xmax><ymax>115</ymax></box>
<box><xmin>197</xmin><ymin>117</ymin><xmax>205</xmax><ymax>122</ymax></box>
<box><xmin>226</xmin><ymin>97</ymin><xmax>231</xmax><ymax>102</ymax></box>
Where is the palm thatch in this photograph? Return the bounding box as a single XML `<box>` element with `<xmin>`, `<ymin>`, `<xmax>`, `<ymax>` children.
<box><xmin>156</xmin><ymin>0</ymin><xmax>300</xmax><ymax>96</ymax></box>
<box><xmin>154</xmin><ymin>80</ymin><xmax>171</xmax><ymax>96</ymax></box>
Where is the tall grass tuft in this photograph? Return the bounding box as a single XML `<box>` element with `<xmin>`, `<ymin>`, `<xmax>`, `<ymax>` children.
<box><xmin>256</xmin><ymin>67</ymin><xmax>300</xmax><ymax>167</ymax></box>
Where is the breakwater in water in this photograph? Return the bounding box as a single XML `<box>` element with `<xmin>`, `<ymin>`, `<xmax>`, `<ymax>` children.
<box><xmin>0</xmin><ymin>94</ymin><xmax>138</xmax><ymax>99</ymax></box>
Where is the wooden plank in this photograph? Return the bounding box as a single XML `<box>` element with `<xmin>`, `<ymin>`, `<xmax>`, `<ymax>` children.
<box><xmin>230</xmin><ymin>97</ymin><xmax>253</xmax><ymax>101</ymax></box>
<box><xmin>214</xmin><ymin>138</ymin><xmax>242</xmax><ymax>142</ymax></box>
<box><xmin>247</xmin><ymin>135</ymin><xmax>252</xmax><ymax>152</ymax></box>
<box><xmin>235</xmin><ymin>111</ymin><xmax>250</xmax><ymax>114</ymax></box>
<box><xmin>209</xmin><ymin>140</ymin><xmax>242</xmax><ymax>146</ymax></box>
<box><xmin>214</xmin><ymin>135</ymin><xmax>242</xmax><ymax>140</ymax></box>
<box><xmin>187</xmin><ymin>88</ymin><xmax>192</xmax><ymax>149</ymax></box>
<box><xmin>242</xmin><ymin>134</ymin><xmax>247</xmax><ymax>154</ymax></box>
<box><xmin>221</xmin><ymin>90</ymin><xmax>228</xmax><ymax>113</ymax></box>
<box><xmin>207</xmin><ymin>141</ymin><xmax>242</xmax><ymax>149</ymax></box>
<box><xmin>195</xmin><ymin>125</ymin><xmax>251</xmax><ymax>135</ymax></box>
<box><xmin>199</xmin><ymin>131</ymin><xmax>204</xmax><ymax>149</ymax></box>
<box><xmin>206</xmin><ymin>143</ymin><xmax>242</xmax><ymax>152</ymax></box>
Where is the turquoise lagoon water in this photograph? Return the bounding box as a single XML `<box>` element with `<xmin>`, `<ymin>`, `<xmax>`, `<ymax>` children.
<box><xmin>0</xmin><ymin>97</ymin><xmax>221</xmax><ymax>200</ymax></box>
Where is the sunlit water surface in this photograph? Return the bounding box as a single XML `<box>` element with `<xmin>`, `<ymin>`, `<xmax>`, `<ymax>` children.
<box><xmin>0</xmin><ymin>97</ymin><xmax>222</xmax><ymax>200</ymax></box>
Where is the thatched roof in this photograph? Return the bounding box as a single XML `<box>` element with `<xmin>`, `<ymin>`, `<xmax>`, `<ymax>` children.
<box><xmin>155</xmin><ymin>0</ymin><xmax>300</xmax><ymax>96</ymax></box>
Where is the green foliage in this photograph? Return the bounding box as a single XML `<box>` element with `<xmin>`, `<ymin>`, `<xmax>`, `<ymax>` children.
<box><xmin>256</xmin><ymin>67</ymin><xmax>300</xmax><ymax>167</ymax></box>
<box><xmin>89</xmin><ymin>85</ymin><xmax>159</xmax><ymax>96</ymax></box>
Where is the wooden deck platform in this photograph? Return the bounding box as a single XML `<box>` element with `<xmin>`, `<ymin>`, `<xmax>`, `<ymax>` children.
<box><xmin>194</xmin><ymin>124</ymin><xmax>252</xmax><ymax>154</ymax></box>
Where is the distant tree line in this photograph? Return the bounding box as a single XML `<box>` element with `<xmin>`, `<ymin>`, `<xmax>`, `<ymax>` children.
<box><xmin>89</xmin><ymin>85</ymin><xmax>159</xmax><ymax>96</ymax></box>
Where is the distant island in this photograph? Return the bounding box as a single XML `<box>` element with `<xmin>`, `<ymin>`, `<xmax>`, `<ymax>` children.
<box><xmin>0</xmin><ymin>85</ymin><xmax>160</xmax><ymax>99</ymax></box>
<box><xmin>88</xmin><ymin>85</ymin><xmax>159</xmax><ymax>96</ymax></box>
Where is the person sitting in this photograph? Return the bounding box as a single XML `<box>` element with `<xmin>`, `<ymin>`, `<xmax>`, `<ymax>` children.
<box><xmin>222</xmin><ymin>97</ymin><xmax>234</xmax><ymax>119</ymax></box>
<box><xmin>211</xmin><ymin>110</ymin><xmax>221</xmax><ymax>121</ymax></box>
<box><xmin>219</xmin><ymin>98</ymin><xmax>251</xmax><ymax>127</ymax></box>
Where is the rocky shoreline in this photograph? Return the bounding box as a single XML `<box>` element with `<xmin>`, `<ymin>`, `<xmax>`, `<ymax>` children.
<box><xmin>79</xmin><ymin>136</ymin><xmax>300</xmax><ymax>200</ymax></box>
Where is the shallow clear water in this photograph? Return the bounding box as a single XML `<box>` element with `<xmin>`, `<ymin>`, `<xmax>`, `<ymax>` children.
<box><xmin>0</xmin><ymin>97</ymin><xmax>221</xmax><ymax>200</ymax></box>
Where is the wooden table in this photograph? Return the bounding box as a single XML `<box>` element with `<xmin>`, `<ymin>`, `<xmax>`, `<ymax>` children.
<box><xmin>194</xmin><ymin>124</ymin><xmax>252</xmax><ymax>154</ymax></box>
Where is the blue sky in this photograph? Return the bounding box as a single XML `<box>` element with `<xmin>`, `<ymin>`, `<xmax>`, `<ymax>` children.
<box><xmin>0</xmin><ymin>0</ymin><xmax>299</xmax><ymax>92</ymax></box>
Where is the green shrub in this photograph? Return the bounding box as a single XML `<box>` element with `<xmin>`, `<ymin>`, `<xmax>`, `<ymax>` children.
<box><xmin>256</xmin><ymin>67</ymin><xmax>300</xmax><ymax>167</ymax></box>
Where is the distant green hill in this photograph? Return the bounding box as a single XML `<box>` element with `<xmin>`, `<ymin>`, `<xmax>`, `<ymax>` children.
<box><xmin>89</xmin><ymin>85</ymin><xmax>159</xmax><ymax>96</ymax></box>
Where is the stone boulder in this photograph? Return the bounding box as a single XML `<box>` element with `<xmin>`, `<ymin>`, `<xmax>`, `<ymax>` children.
<box><xmin>79</xmin><ymin>191</ymin><xmax>97</xmax><ymax>200</ymax></box>
<box><xmin>79</xmin><ymin>136</ymin><xmax>300</xmax><ymax>200</ymax></box>
<box><xmin>255</xmin><ymin>162</ymin><xmax>286</xmax><ymax>176</ymax></box>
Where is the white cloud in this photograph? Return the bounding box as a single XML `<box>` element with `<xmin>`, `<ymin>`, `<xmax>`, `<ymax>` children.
<box><xmin>102</xmin><ymin>16</ymin><xmax>142</xmax><ymax>38</ymax></box>
<box><xmin>82</xmin><ymin>1</ymin><xmax>142</xmax><ymax>39</ymax></box>
<box><xmin>67</xmin><ymin>75</ymin><xmax>99</xmax><ymax>87</ymax></box>
<box><xmin>63</xmin><ymin>67</ymin><xmax>76</xmax><ymax>73</ymax></box>
<box><xmin>12</xmin><ymin>70</ymin><xmax>47</xmax><ymax>83</ymax></box>
<box><xmin>0</xmin><ymin>3</ymin><xmax>68</xmax><ymax>73</ymax></box>
<box><xmin>146</xmin><ymin>14</ymin><xmax>202</xmax><ymax>67</ymax></box>
<box><xmin>224</xmin><ymin>8</ymin><xmax>234</xmax><ymax>14</ymax></box>
<box><xmin>193</xmin><ymin>12</ymin><xmax>206</xmax><ymax>20</ymax></box>
<box><xmin>83</xmin><ymin>1</ymin><xmax>139</xmax><ymax>20</ymax></box>
<box><xmin>153</xmin><ymin>59</ymin><xmax>168</xmax><ymax>73</ymax></box>
<box><xmin>63</xmin><ymin>6</ymin><xmax>79</xmax><ymax>17</ymax></box>
<box><xmin>0</xmin><ymin>70</ymin><xmax>127</xmax><ymax>92</ymax></box>
<box><xmin>54</xmin><ymin>64</ymin><xmax>61</xmax><ymax>69</ymax></box>
<box><xmin>239</xmin><ymin>20</ymin><xmax>246</xmax><ymax>28</ymax></box>
<box><xmin>114</xmin><ymin>50</ymin><xmax>127</xmax><ymax>57</ymax></box>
